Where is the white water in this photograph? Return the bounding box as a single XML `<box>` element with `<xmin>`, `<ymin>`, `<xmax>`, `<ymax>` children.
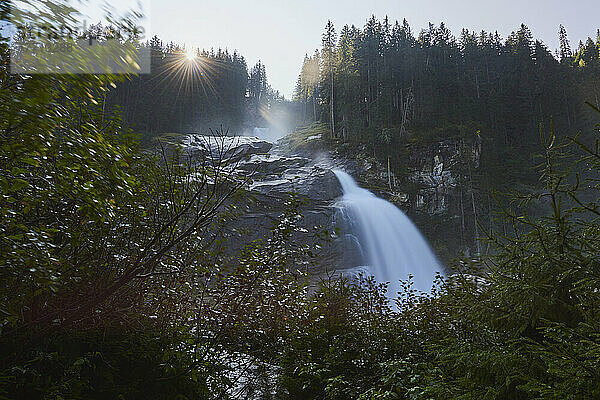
<box><xmin>334</xmin><ymin>170</ymin><xmax>442</xmax><ymax>297</ymax></box>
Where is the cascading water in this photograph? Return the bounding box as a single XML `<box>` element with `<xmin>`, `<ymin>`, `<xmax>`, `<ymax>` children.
<box><xmin>333</xmin><ymin>170</ymin><xmax>442</xmax><ymax>297</ymax></box>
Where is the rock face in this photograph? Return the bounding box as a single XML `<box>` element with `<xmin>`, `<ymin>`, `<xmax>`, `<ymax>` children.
<box><xmin>250</xmin><ymin>168</ymin><xmax>342</xmax><ymax>202</ymax></box>
<box><xmin>182</xmin><ymin>135</ymin><xmax>273</xmax><ymax>163</ymax></box>
<box><xmin>407</xmin><ymin>137</ymin><xmax>481</xmax><ymax>217</ymax></box>
<box><xmin>177</xmin><ymin>130</ymin><xmax>477</xmax><ymax>270</ymax></box>
<box><xmin>179</xmin><ymin>133</ymin><xmax>345</xmax><ymax>270</ymax></box>
<box><xmin>235</xmin><ymin>147</ymin><xmax>343</xmax><ymax>266</ymax></box>
<box><xmin>317</xmin><ymin>132</ymin><xmax>487</xmax><ymax>266</ymax></box>
<box><xmin>238</xmin><ymin>154</ymin><xmax>311</xmax><ymax>176</ymax></box>
<box><xmin>336</xmin><ymin>138</ymin><xmax>479</xmax><ymax>217</ymax></box>
<box><xmin>409</xmin><ymin>142</ymin><xmax>459</xmax><ymax>215</ymax></box>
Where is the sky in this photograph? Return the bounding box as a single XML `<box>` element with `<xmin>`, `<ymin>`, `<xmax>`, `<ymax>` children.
<box><xmin>94</xmin><ymin>0</ymin><xmax>598</xmax><ymax>98</ymax></box>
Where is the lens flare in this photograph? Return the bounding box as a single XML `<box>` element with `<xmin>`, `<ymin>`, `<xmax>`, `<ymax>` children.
<box><xmin>185</xmin><ymin>48</ymin><xmax>196</xmax><ymax>61</ymax></box>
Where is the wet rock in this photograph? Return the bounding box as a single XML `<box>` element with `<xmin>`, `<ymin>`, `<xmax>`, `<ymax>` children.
<box><xmin>182</xmin><ymin>135</ymin><xmax>273</xmax><ymax>162</ymax></box>
<box><xmin>238</xmin><ymin>154</ymin><xmax>311</xmax><ymax>176</ymax></box>
<box><xmin>408</xmin><ymin>142</ymin><xmax>460</xmax><ymax>215</ymax></box>
<box><xmin>177</xmin><ymin>133</ymin><xmax>347</xmax><ymax>271</ymax></box>
<box><xmin>250</xmin><ymin>168</ymin><xmax>342</xmax><ymax>202</ymax></box>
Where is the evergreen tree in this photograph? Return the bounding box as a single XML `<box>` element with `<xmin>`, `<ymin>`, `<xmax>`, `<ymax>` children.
<box><xmin>559</xmin><ymin>24</ymin><xmax>573</xmax><ymax>62</ymax></box>
<box><xmin>322</xmin><ymin>20</ymin><xmax>337</xmax><ymax>137</ymax></box>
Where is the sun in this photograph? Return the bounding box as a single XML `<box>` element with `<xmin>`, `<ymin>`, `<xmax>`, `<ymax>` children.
<box><xmin>184</xmin><ymin>48</ymin><xmax>196</xmax><ymax>61</ymax></box>
<box><xmin>159</xmin><ymin>48</ymin><xmax>216</xmax><ymax>101</ymax></box>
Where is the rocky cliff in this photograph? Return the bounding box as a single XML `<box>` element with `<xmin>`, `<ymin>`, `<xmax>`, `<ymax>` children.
<box><xmin>176</xmin><ymin>133</ymin><xmax>345</xmax><ymax>272</ymax></box>
<box><xmin>174</xmin><ymin>127</ymin><xmax>480</xmax><ymax>272</ymax></box>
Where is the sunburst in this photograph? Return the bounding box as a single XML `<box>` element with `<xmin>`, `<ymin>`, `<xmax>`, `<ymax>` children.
<box><xmin>184</xmin><ymin>48</ymin><xmax>196</xmax><ymax>61</ymax></box>
<box><xmin>146</xmin><ymin>46</ymin><xmax>237</xmax><ymax>108</ymax></box>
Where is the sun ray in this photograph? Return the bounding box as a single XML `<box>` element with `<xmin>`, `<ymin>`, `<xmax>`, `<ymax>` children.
<box><xmin>140</xmin><ymin>46</ymin><xmax>238</xmax><ymax>121</ymax></box>
<box><xmin>184</xmin><ymin>48</ymin><xmax>196</xmax><ymax>61</ymax></box>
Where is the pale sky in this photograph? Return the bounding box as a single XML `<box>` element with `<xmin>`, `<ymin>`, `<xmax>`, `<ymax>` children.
<box><xmin>101</xmin><ymin>0</ymin><xmax>599</xmax><ymax>98</ymax></box>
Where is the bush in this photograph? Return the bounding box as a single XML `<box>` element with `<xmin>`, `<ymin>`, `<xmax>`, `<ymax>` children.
<box><xmin>275</xmin><ymin>105</ymin><xmax>600</xmax><ymax>400</ymax></box>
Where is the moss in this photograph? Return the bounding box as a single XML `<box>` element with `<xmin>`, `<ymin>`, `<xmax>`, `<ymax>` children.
<box><xmin>277</xmin><ymin>123</ymin><xmax>331</xmax><ymax>154</ymax></box>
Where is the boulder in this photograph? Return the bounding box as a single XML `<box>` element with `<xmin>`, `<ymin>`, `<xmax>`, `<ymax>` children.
<box><xmin>183</xmin><ymin>135</ymin><xmax>273</xmax><ymax>163</ymax></box>
<box><xmin>238</xmin><ymin>155</ymin><xmax>311</xmax><ymax>176</ymax></box>
<box><xmin>250</xmin><ymin>167</ymin><xmax>342</xmax><ymax>202</ymax></box>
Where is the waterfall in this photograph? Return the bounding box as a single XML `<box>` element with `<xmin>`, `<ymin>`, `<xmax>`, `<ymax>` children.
<box><xmin>333</xmin><ymin>170</ymin><xmax>442</xmax><ymax>297</ymax></box>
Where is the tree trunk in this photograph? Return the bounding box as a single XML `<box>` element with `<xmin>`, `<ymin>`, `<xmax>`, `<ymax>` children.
<box><xmin>387</xmin><ymin>156</ymin><xmax>392</xmax><ymax>191</ymax></box>
<box><xmin>330</xmin><ymin>67</ymin><xmax>335</xmax><ymax>137</ymax></box>
<box><xmin>467</xmin><ymin>155</ymin><xmax>481</xmax><ymax>255</ymax></box>
<box><xmin>313</xmin><ymin>90</ymin><xmax>317</xmax><ymax>122</ymax></box>
<box><xmin>460</xmin><ymin>187</ymin><xmax>465</xmax><ymax>247</ymax></box>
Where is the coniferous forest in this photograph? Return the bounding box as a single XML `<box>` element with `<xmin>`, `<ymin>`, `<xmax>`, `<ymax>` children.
<box><xmin>105</xmin><ymin>36</ymin><xmax>288</xmax><ymax>139</ymax></box>
<box><xmin>295</xmin><ymin>18</ymin><xmax>600</xmax><ymax>258</ymax></box>
<box><xmin>297</xmin><ymin>18</ymin><xmax>600</xmax><ymax>183</ymax></box>
<box><xmin>2</xmin><ymin>2</ymin><xmax>600</xmax><ymax>399</ymax></box>
<box><xmin>298</xmin><ymin>18</ymin><xmax>600</xmax><ymax>139</ymax></box>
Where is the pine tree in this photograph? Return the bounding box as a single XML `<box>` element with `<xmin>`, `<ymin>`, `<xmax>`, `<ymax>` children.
<box><xmin>322</xmin><ymin>20</ymin><xmax>337</xmax><ymax>137</ymax></box>
<box><xmin>559</xmin><ymin>24</ymin><xmax>572</xmax><ymax>62</ymax></box>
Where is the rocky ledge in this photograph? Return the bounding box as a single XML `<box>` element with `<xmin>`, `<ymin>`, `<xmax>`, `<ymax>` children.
<box><xmin>179</xmin><ymin>133</ymin><xmax>345</xmax><ymax>271</ymax></box>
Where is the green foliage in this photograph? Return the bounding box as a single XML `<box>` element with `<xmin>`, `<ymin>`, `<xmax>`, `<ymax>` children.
<box><xmin>277</xmin><ymin>274</ymin><xmax>394</xmax><ymax>400</ymax></box>
<box><xmin>1</xmin><ymin>3</ymin><xmax>248</xmax><ymax>398</ymax></box>
<box><xmin>0</xmin><ymin>67</ymin><xmax>136</xmax><ymax>325</ymax></box>
<box><xmin>3</xmin><ymin>331</ymin><xmax>213</xmax><ymax>400</ymax></box>
<box><xmin>3</xmin><ymin>3</ymin><xmax>600</xmax><ymax>399</ymax></box>
<box><xmin>272</xmin><ymin>105</ymin><xmax>600</xmax><ymax>400</ymax></box>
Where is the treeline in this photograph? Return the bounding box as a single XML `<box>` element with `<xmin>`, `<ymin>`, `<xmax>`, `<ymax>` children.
<box><xmin>296</xmin><ymin>17</ymin><xmax>600</xmax><ymax>149</ymax></box>
<box><xmin>107</xmin><ymin>35</ymin><xmax>285</xmax><ymax>138</ymax></box>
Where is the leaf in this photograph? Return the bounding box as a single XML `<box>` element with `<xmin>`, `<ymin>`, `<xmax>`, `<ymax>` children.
<box><xmin>22</xmin><ymin>157</ymin><xmax>39</xmax><ymax>167</ymax></box>
<box><xmin>10</xmin><ymin>179</ymin><xmax>29</xmax><ymax>192</ymax></box>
